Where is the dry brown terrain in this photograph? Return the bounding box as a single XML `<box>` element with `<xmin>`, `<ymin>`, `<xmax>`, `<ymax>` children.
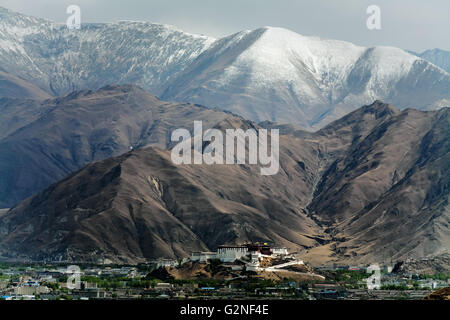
<box><xmin>151</xmin><ymin>261</ymin><xmax>323</xmax><ymax>282</ymax></box>
<box><xmin>0</xmin><ymin>86</ymin><xmax>448</xmax><ymax>266</ymax></box>
<box><xmin>256</xmin><ymin>270</ymin><xmax>324</xmax><ymax>282</ymax></box>
<box><xmin>0</xmin><ymin>71</ymin><xmax>50</xmax><ymax>100</ymax></box>
<box><xmin>391</xmin><ymin>255</ymin><xmax>450</xmax><ymax>274</ymax></box>
<box><xmin>423</xmin><ymin>286</ymin><xmax>450</xmax><ymax>300</ymax></box>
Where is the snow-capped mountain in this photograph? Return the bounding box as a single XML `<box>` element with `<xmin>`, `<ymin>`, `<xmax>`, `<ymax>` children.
<box><xmin>162</xmin><ymin>27</ymin><xmax>450</xmax><ymax>129</ymax></box>
<box><xmin>0</xmin><ymin>7</ymin><xmax>214</xmax><ymax>96</ymax></box>
<box><xmin>409</xmin><ymin>48</ymin><xmax>450</xmax><ymax>73</ymax></box>
<box><xmin>0</xmin><ymin>7</ymin><xmax>449</xmax><ymax>129</ymax></box>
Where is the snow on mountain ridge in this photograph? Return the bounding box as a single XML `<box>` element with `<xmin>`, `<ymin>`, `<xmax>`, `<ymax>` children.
<box><xmin>162</xmin><ymin>26</ymin><xmax>449</xmax><ymax>128</ymax></box>
<box><xmin>234</xmin><ymin>27</ymin><xmax>366</xmax><ymax>98</ymax></box>
<box><xmin>0</xmin><ymin>7</ymin><xmax>215</xmax><ymax>96</ymax></box>
<box><xmin>0</xmin><ymin>7</ymin><xmax>448</xmax><ymax>129</ymax></box>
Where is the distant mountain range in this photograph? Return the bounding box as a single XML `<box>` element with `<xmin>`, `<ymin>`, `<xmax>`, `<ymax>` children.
<box><xmin>0</xmin><ymin>7</ymin><xmax>448</xmax><ymax>266</ymax></box>
<box><xmin>0</xmin><ymin>7</ymin><xmax>449</xmax><ymax>129</ymax></box>
<box><xmin>0</xmin><ymin>85</ymin><xmax>448</xmax><ymax>264</ymax></box>
<box><xmin>409</xmin><ymin>48</ymin><xmax>450</xmax><ymax>73</ymax></box>
<box><xmin>162</xmin><ymin>27</ymin><xmax>449</xmax><ymax>129</ymax></box>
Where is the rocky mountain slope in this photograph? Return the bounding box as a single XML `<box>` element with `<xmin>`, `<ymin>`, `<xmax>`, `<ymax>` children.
<box><xmin>410</xmin><ymin>48</ymin><xmax>450</xmax><ymax>73</ymax></box>
<box><xmin>423</xmin><ymin>286</ymin><xmax>450</xmax><ymax>300</ymax></box>
<box><xmin>0</xmin><ymin>71</ymin><xmax>50</xmax><ymax>100</ymax></box>
<box><xmin>162</xmin><ymin>27</ymin><xmax>449</xmax><ymax>129</ymax></box>
<box><xmin>0</xmin><ymin>96</ymin><xmax>448</xmax><ymax>265</ymax></box>
<box><xmin>305</xmin><ymin>104</ymin><xmax>450</xmax><ymax>264</ymax></box>
<box><xmin>0</xmin><ymin>7</ymin><xmax>214</xmax><ymax>96</ymax></box>
<box><xmin>0</xmin><ymin>85</ymin><xmax>239</xmax><ymax>208</ymax></box>
<box><xmin>0</xmin><ymin>6</ymin><xmax>448</xmax><ymax>265</ymax></box>
<box><xmin>0</xmin><ymin>7</ymin><xmax>448</xmax><ymax>129</ymax></box>
<box><xmin>0</xmin><ymin>138</ymin><xmax>323</xmax><ymax>263</ymax></box>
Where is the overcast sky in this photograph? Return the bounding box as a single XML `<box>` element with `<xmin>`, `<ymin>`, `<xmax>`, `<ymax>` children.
<box><xmin>0</xmin><ymin>0</ymin><xmax>448</xmax><ymax>52</ymax></box>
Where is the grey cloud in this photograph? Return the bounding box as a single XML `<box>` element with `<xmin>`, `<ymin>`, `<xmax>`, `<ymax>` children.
<box><xmin>0</xmin><ymin>0</ymin><xmax>448</xmax><ymax>51</ymax></box>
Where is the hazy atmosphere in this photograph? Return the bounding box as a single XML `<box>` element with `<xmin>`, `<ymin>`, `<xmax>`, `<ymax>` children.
<box><xmin>0</xmin><ymin>0</ymin><xmax>449</xmax><ymax>307</ymax></box>
<box><xmin>0</xmin><ymin>0</ymin><xmax>448</xmax><ymax>52</ymax></box>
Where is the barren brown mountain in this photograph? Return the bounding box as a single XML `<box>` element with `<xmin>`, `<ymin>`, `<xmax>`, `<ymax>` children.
<box><xmin>304</xmin><ymin>104</ymin><xmax>450</xmax><ymax>264</ymax></box>
<box><xmin>0</xmin><ymin>142</ymin><xmax>323</xmax><ymax>263</ymax></box>
<box><xmin>0</xmin><ymin>70</ymin><xmax>50</xmax><ymax>100</ymax></box>
<box><xmin>0</xmin><ymin>86</ymin><xmax>448</xmax><ymax>265</ymax></box>
<box><xmin>0</xmin><ymin>85</ymin><xmax>239</xmax><ymax>207</ymax></box>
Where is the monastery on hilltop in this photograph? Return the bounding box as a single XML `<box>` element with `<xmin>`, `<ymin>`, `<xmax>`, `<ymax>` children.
<box><xmin>190</xmin><ymin>243</ymin><xmax>302</xmax><ymax>272</ymax></box>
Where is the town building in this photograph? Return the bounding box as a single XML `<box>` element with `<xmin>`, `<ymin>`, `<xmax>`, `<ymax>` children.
<box><xmin>216</xmin><ymin>246</ymin><xmax>249</xmax><ymax>262</ymax></box>
<box><xmin>189</xmin><ymin>243</ymin><xmax>291</xmax><ymax>265</ymax></box>
<box><xmin>190</xmin><ymin>252</ymin><xmax>216</xmax><ymax>263</ymax></box>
